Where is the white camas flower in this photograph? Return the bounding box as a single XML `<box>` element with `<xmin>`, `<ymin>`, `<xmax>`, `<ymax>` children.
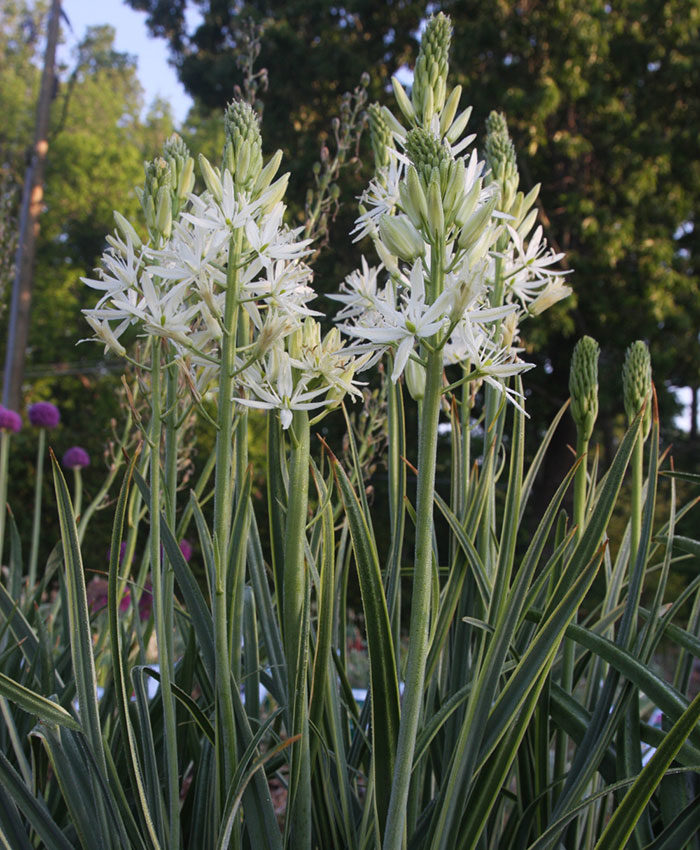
<box><xmin>343</xmin><ymin>260</ymin><xmax>452</xmax><ymax>382</ymax></box>
<box><xmin>236</xmin><ymin>346</ymin><xmax>334</xmax><ymax>429</ymax></box>
<box><xmin>83</xmin><ymin>152</ymin><xmax>368</xmax><ymax>423</ymax></box>
<box><xmin>337</xmin><ymin>75</ymin><xmax>570</xmax><ymax>406</ymax></box>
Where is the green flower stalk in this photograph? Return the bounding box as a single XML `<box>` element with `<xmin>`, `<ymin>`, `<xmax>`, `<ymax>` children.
<box><xmin>622</xmin><ymin>340</ymin><xmax>652</xmax><ymax>570</ymax></box>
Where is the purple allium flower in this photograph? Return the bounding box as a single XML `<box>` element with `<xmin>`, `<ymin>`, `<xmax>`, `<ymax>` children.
<box><xmin>0</xmin><ymin>406</ymin><xmax>22</xmax><ymax>433</ymax></box>
<box><xmin>138</xmin><ymin>579</ymin><xmax>153</xmax><ymax>621</ymax></box>
<box><xmin>62</xmin><ymin>446</ymin><xmax>90</xmax><ymax>469</ymax></box>
<box><xmin>28</xmin><ymin>401</ymin><xmax>60</xmax><ymax>429</ymax></box>
<box><xmin>179</xmin><ymin>539</ymin><xmax>193</xmax><ymax>562</ymax></box>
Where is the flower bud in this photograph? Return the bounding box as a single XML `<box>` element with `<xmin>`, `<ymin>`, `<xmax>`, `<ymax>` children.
<box><xmin>198</xmin><ymin>154</ymin><xmax>223</xmax><ymax>201</ymax></box>
<box><xmin>223</xmin><ymin>99</ymin><xmax>263</xmax><ymax>192</ymax></box>
<box><xmin>622</xmin><ymin>341</ymin><xmax>652</xmax><ymax>437</ymax></box>
<box><xmin>406</xmin><ymin>127</ymin><xmax>453</xmax><ymax>186</ymax></box>
<box><xmin>406</xmin><ymin>165</ymin><xmax>429</xmax><ymax>227</ymax></box>
<box><xmin>445</xmin><ymin>106</ymin><xmax>472</xmax><ymax>145</ymax></box>
<box><xmin>569</xmin><ymin>336</ymin><xmax>600</xmax><ymax>442</ymax></box>
<box><xmin>369</xmin><ymin>102</ymin><xmax>393</xmax><ymax>173</ymax></box>
<box><xmin>484</xmin><ymin>111</ymin><xmax>519</xmax><ymax>212</ymax></box>
<box><xmin>113</xmin><ymin>211</ymin><xmax>142</xmax><ymax>248</ymax></box>
<box><xmin>439</xmin><ymin>85</ymin><xmax>462</xmax><ymax>138</ymax></box>
<box><xmin>458</xmin><ymin>196</ymin><xmax>497</xmax><ymax>251</ymax></box>
<box><xmin>427</xmin><ymin>178</ymin><xmax>444</xmax><ymax>242</ymax></box>
<box><xmin>412</xmin><ymin>12</ymin><xmax>452</xmax><ymax>121</ymax></box>
<box><xmin>254</xmin><ymin>149</ymin><xmax>284</xmax><ymax>194</ymax></box>
<box><xmin>405</xmin><ymin>358</ymin><xmax>426</xmax><ymax>401</ymax></box>
<box><xmin>391</xmin><ymin>75</ymin><xmax>416</xmax><ymax>123</ymax></box>
<box><xmin>378</xmin><ymin>214</ymin><xmax>425</xmax><ymax>261</ymax></box>
<box><xmin>155</xmin><ymin>186</ymin><xmax>172</xmax><ymax>240</ymax></box>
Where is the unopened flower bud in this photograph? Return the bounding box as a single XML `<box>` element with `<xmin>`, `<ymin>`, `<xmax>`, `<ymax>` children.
<box><xmin>569</xmin><ymin>336</ymin><xmax>600</xmax><ymax>442</ymax></box>
<box><xmin>198</xmin><ymin>154</ymin><xmax>223</xmax><ymax>201</ymax></box>
<box><xmin>391</xmin><ymin>75</ymin><xmax>416</xmax><ymax>123</ymax></box>
<box><xmin>113</xmin><ymin>210</ymin><xmax>142</xmax><ymax>248</ymax></box>
<box><xmin>255</xmin><ymin>149</ymin><xmax>283</xmax><ymax>194</ymax></box>
<box><xmin>445</xmin><ymin>106</ymin><xmax>473</xmax><ymax>144</ymax></box>
<box><xmin>223</xmin><ymin>99</ymin><xmax>263</xmax><ymax>192</ymax></box>
<box><xmin>378</xmin><ymin>214</ymin><xmax>425</xmax><ymax>261</ymax></box>
<box><xmin>458</xmin><ymin>196</ymin><xmax>497</xmax><ymax>251</ymax></box>
<box><xmin>405</xmin><ymin>358</ymin><xmax>426</xmax><ymax>401</ymax></box>
<box><xmin>427</xmin><ymin>178</ymin><xmax>444</xmax><ymax>242</ymax></box>
<box><xmin>406</xmin><ymin>127</ymin><xmax>453</xmax><ymax>186</ymax></box>
<box><xmin>412</xmin><ymin>12</ymin><xmax>452</xmax><ymax>122</ymax></box>
<box><xmin>622</xmin><ymin>341</ymin><xmax>652</xmax><ymax>437</ymax></box>
<box><xmin>369</xmin><ymin>102</ymin><xmax>393</xmax><ymax>173</ymax></box>
<box><xmin>439</xmin><ymin>85</ymin><xmax>462</xmax><ymax>138</ymax></box>
<box><xmin>484</xmin><ymin>111</ymin><xmax>519</xmax><ymax>212</ymax></box>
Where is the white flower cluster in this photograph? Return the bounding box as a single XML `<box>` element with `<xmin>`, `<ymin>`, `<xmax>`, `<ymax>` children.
<box><xmin>82</xmin><ymin>125</ymin><xmax>365</xmax><ymax>428</ymax></box>
<box><xmin>336</xmin><ymin>44</ymin><xmax>571</xmax><ymax>405</ymax></box>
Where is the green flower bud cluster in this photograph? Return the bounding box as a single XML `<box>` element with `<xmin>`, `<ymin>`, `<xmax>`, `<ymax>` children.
<box><xmin>223</xmin><ymin>99</ymin><xmax>264</xmax><ymax>192</ymax></box>
<box><xmin>569</xmin><ymin>336</ymin><xmax>600</xmax><ymax>442</ymax></box>
<box><xmin>162</xmin><ymin>133</ymin><xmax>195</xmax><ymax>217</ymax></box>
<box><xmin>622</xmin><ymin>341</ymin><xmax>652</xmax><ymax>437</ymax></box>
<box><xmin>138</xmin><ymin>156</ymin><xmax>174</xmax><ymax>242</ymax></box>
<box><xmin>402</xmin><ymin>127</ymin><xmax>489</xmax><ymax>244</ymax></box>
<box><xmin>484</xmin><ymin>111</ymin><xmax>519</xmax><ymax>213</ymax></box>
<box><xmin>412</xmin><ymin>12</ymin><xmax>451</xmax><ymax>123</ymax></box>
<box><xmin>368</xmin><ymin>102</ymin><xmax>393</xmax><ymax>174</ymax></box>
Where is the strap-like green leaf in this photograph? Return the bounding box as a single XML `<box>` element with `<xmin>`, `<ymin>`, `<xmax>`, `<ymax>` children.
<box><xmin>50</xmin><ymin>450</ymin><xmax>105</xmax><ymax>772</ymax></box>
<box><xmin>329</xmin><ymin>446</ymin><xmax>400</xmax><ymax>837</ymax></box>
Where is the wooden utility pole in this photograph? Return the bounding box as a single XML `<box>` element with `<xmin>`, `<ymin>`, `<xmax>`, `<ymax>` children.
<box><xmin>2</xmin><ymin>0</ymin><xmax>61</xmax><ymax>410</ymax></box>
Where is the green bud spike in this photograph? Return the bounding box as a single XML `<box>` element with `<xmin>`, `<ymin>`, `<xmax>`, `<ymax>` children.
<box><xmin>622</xmin><ymin>340</ymin><xmax>652</xmax><ymax>437</ymax></box>
<box><xmin>569</xmin><ymin>336</ymin><xmax>600</xmax><ymax>442</ymax></box>
<box><xmin>223</xmin><ymin>99</ymin><xmax>264</xmax><ymax>192</ymax></box>
<box><xmin>405</xmin><ymin>127</ymin><xmax>453</xmax><ymax>187</ymax></box>
<box><xmin>141</xmin><ymin>156</ymin><xmax>172</xmax><ymax>242</ymax></box>
<box><xmin>484</xmin><ymin>111</ymin><xmax>519</xmax><ymax>211</ymax></box>
<box><xmin>369</xmin><ymin>102</ymin><xmax>393</xmax><ymax>173</ymax></box>
<box><xmin>412</xmin><ymin>12</ymin><xmax>452</xmax><ymax>122</ymax></box>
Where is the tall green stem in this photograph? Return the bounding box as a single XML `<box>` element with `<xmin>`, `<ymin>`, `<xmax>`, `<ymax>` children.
<box><xmin>28</xmin><ymin>428</ymin><xmax>46</xmax><ymax>587</ymax></box>
<box><xmin>283</xmin><ymin>410</ymin><xmax>311</xmax><ymax>848</ymax></box>
<box><xmin>629</xmin><ymin>433</ymin><xmax>644</xmax><ymax>571</ymax></box>
<box><xmin>212</xmin><ymin>231</ymin><xmax>242</xmax><ymax>817</ymax></box>
<box><xmin>149</xmin><ymin>345</ymin><xmax>180</xmax><ymax>849</ymax></box>
<box><xmin>384</xmin><ymin>344</ymin><xmax>443</xmax><ymax>850</ymax></box>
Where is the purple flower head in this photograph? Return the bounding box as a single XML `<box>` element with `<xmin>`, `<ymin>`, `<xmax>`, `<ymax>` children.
<box><xmin>138</xmin><ymin>579</ymin><xmax>153</xmax><ymax>621</ymax></box>
<box><xmin>28</xmin><ymin>401</ymin><xmax>60</xmax><ymax>429</ymax></box>
<box><xmin>107</xmin><ymin>541</ymin><xmax>128</xmax><ymax>565</ymax></box>
<box><xmin>179</xmin><ymin>539</ymin><xmax>193</xmax><ymax>562</ymax></box>
<box><xmin>62</xmin><ymin>446</ymin><xmax>90</xmax><ymax>469</ymax></box>
<box><xmin>0</xmin><ymin>407</ymin><xmax>22</xmax><ymax>433</ymax></box>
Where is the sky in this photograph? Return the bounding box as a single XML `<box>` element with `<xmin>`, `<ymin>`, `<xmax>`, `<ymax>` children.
<box><xmin>58</xmin><ymin>0</ymin><xmax>194</xmax><ymax>124</ymax></box>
